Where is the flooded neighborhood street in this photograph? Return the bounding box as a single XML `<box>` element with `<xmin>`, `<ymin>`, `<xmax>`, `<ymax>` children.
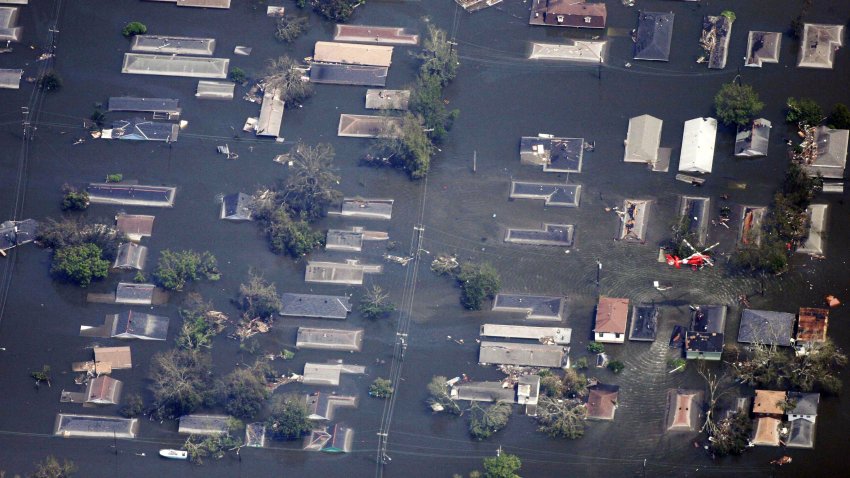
<box><xmin>1</xmin><ymin>0</ymin><xmax>849</xmax><ymax>476</ymax></box>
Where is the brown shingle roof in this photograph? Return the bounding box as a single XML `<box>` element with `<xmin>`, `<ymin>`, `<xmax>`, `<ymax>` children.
<box><xmin>595</xmin><ymin>297</ymin><xmax>629</xmax><ymax>334</ymax></box>
<box><xmin>753</xmin><ymin>390</ymin><xmax>786</xmax><ymax>415</ymax></box>
<box><xmin>797</xmin><ymin>308</ymin><xmax>828</xmax><ymax>343</ymax></box>
<box><xmin>586</xmin><ymin>384</ymin><xmax>619</xmax><ymax>420</ymax></box>
<box><xmin>752</xmin><ymin>417</ymin><xmax>781</xmax><ymax>446</ymax></box>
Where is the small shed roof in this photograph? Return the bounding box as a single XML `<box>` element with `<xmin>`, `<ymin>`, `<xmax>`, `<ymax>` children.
<box><xmin>753</xmin><ymin>390</ymin><xmax>786</xmax><ymax>415</ymax></box>
<box><xmin>595</xmin><ymin>297</ymin><xmax>629</xmax><ymax>334</ymax></box>
<box><xmin>679</xmin><ymin>117</ymin><xmax>717</xmax><ymax>174</ymax></box>
<box><xmin>796</xmin><ymin>307</ymin><xmax>828</xmax><ymax>343</ymax></box>
<box><xmin>93</xmin><ymin>346</ymin><xmax>132</xmax><ymax>369</ymax></box>
<box><xmin>178</xmin><ymin>414</ymin><xmax>230</xmax><ymax>435</ymax></box>
<box><xmin>365</xmin><ymin>89</ymin><xmax>410</xmax><ymax>110</ymax></box>
<box><xmin>220</xmin><ymin>193</ymin><xmax>254</xmax><ymax>220</ymax></box>
<box><xmin>586</xmin><ymin>383</ymin><xmax>619</xmax><ymax>420</ymax></box>
<box><xmin>196</xmin><ymin>80</ymin><xmax>235</xmax><ymax>99</ymax></box>
<box><xmin>797</xmin><ymin>204</ymin><xmax>828</xmax><ymax>256</ymax></box>
<box><xmin>309</xmin><ymin>62</ymin><xmax>388</xmax><ymax>87</ymax></box>
<box><xmin>478</xmin><ymin>341</ymin><xmax>567</xmax><ymax>368</ymax></box>
<box><xmin>634</xmin><ymin>11</ymin><xmax>674</xmax><ymax>61</ymax></box>
<box><xmin>624</xmin><ymin>115</ymin><xmax>663</xmax><ymax>163</ymax></box>
<box><xmin>296</xmin><ymin>327</ymin><xmax>363</xmax><ymax>352</ymax></box>
<box><xmin>798</xmin><ymin>24</ymin><xmax>844</xmax><ymax>69</ymax></box>
<box><xmin>738</xmin><ymin>309</ymin><xmax>795</xmax><ymax>346</ymax></box>
<box><xmin>665</xmin><ymin>389</ymin><xmax>702</xmax><ymax>432</ymax></box>
<box><xmin>280</xmin><ymin>293</ymin><xmax>352</xmax><ymax>319</ymax></box>
<box><xmin>735</xmin><ymin>119</ymin><xmax>771</xmax><ymax>157</ymax></box>
<box><xmin>751</xmin><ymin>417</ymin><xmax>781</xmax><ymax>446</ymax></box>
<box><xmin>314</xmin><ymin>41</ymin><xmax>393</xmax><ymax>67</ymax></box>
<box><xmin>0</xmin><ymin>68</ymin><xmax>22</xmax><ymax>89</ymax></box>
<box><xmin>115</xmin><ymin>283</ymin><xmax>155</xmax><ymax>305</ymax></box>
<box><xmin>115</xmin><ymin>214</ymin><xmax>154</xmax><ymax>241</ymax></box>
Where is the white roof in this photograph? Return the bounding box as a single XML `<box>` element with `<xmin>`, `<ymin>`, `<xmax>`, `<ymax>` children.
<box><xmin>624</xmin><ymin>114</ymin><xmax>663</xmax><ymax>163</ymax></box>
<box><xmin>678</xmin><ymin>117</ymin><xmax>717</xmax><ymax>173</ymax></box>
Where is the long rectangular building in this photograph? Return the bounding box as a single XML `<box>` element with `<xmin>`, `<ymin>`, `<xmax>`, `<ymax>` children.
<box><xmin>86</xmin><ymin>184</ymin><xmax>176</xmax><ymax>207</ymax></box>
<box><xmin>296</xmin><ymin>327</ymin><xmax>363</xmax><ymax>352</ymax></box>
<box><xmin>313</xmin><ymin>41</ymin><xmax>394</xmax><ymax>67</ymax></box>
<box><xmin>480</xmin><ymin>324</ymin><xmax>571</xmax><ymax>345</ymax></box>
<box><xmin>122</xmin><ymin>53</ymin><xmax>229</xmax><ymax>79</ymax></box>
<box><xmin>478</xmin><ymin>341</ymin><xmax>568</xmax><ymax>368</ymax></box>
<box><xmin>130</xmin><ymin>35</ymin><xmax>215</xmax><ymax>55</ymax></box>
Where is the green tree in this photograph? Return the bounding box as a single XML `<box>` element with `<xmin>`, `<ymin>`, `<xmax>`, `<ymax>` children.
<box><xmin>176</xmin><ymin>294</ymin><xmax>227</xmax><ymax>350</ymax></box>
<box><xmin>369</xmin><ymin>378</ymin><xmax>393</xmax><ymax>398</ymax></box>
<box><xmin>31</xmin><ymin>365</ymin><xmax>51</xmax><ymax>386</ymax></box>
<box><xmin>786</xmin><ymin>97</ymin><xmax>823</xmax><ymax>126</ymax></box>
<box><xmin>275</xmin><ymin>15</ymin><xmax>309</xmax><ymax>43</ymax></box>
<box><xmin>709</xmin><ymin>411</ymin><xmax>752</xmax><ymax>456</ymax></box>
<box><xmin>50</xmin><ymin>243</ymin><xmax>109</xmax><ymax>287</ymax></box>
<box><xmin>828</xmin><ymin>103</ymin><xmax>850</xmax><ymax>129</ymax></box>
<box><xmin>228</xmin><ymin>67</ymin><xmax>246</xmax><ymax>84</ymax></box>
<box><xmin>214</xmin><ymin>368</ymin><xmax>270</xmax><ymax>420</ymax></box>
<box><xmin>790</xmin><ymin>339</ymin><xmax>848</xmax><ymax>393</ymax></box>
<box><xmin>562</xmin><ymin>369</ymin><xmax>588</xmax><ymax>398</ymax></box>
<box><xmin>426</xmin><ymin>375</ymin><xmax>461</xmax><ymax>415</ymax></box>
<box><xmin>586</xmin><ymin>342</ymin><xmax>605</xmax><ymax>354</ymax></box>
<box><xmin>61</xmin><ymin>191</ymin><xmax>89</xmax><ymax>211</ymax></box>
<box><xmin>482</xmin><ymin>453</ymin><xmax>521</xmax><ymax>478</ymax></box>
<box><xmin>268</xmin><ymin>394</ymin><xmax>314</xmax><ymax>440</ymax></box>
<box><xmin>536</xmin><ymin>396</ymin><xmax>586</xmax><ymax>439</ymax></box>
<box><xmin>121</xmin><ymin>21</ymin><xmax>147</xmax><ymax>37</ymax></box>
<box><xmin>281</xmin><ymin>142</ymin><xmax>341</xmax><ymax>219</ymax></box>
<box><xmin>153</xmin><ymin>249</ymin><xmax>220</xmax><ymax>291</ymax></box>
<box><xmin>149</xmin><ymin>349</ymin><xmax>212</xmax><ymax>420</ymax></box>
<box><xmin>713</xmin><ymin>82</ymin><xmax>763</xmax><ymax>127</ymax></box>
<box><xmin>416</xmin><ymin>25</ymin><xmax>459</xmax><ymax>86</ymax></box>
<box><xmin>263</xmin><ymin>56</ymin><xmax>313</xmax><ymax>104</ymax></box>
<box><xmin>265</xmin><ymin>207</ymin><xmax>323</xmax><ymax>256</ymax></box>
<box><xmin>539</xmin><ymin>373</ymin><xmax>564</xmax><ymax>398</ymax></box>
<box><xmin>184</xmin><ymin>433</ymin><xmax>242</xmax><ymax>464</ymax></box>
<box><xmin>411</xmin><ymin>73</ymin><xmax>459</xmax><ymax>142</ymax></box>
<box><xmin>456</xmin><ymin>262</ymin><xmax>501</xmax><ymax>310</ymax></box>
<box><xmin>120</xmin><ymin>393</ymin><xmax>145</xmax><ymax>418</ymax></box>
<box><xmin>607</xmin><ymin>360</ymin><xmax>625</xmax><ymax>374</ymax></box>
<box><xmin>38</xmin><ymin>71</ymin><xmax>62</xmax><ymax>91</ymax></box>
<box><xmin>359</xmin><ymin>285</ymin><xmax>396</xmax><ymax>320</ymax></box>
<box><xmin>374</xmin><ymin>113</ymin><xmax>434</xmax><ymax>179</ymax></box>
<box><xmin>309</xmin><ymin>0</ymin><xmax>364</xmax><ymax>22</ymax></box>
<box><xmin>36</xmin><ymin>218</ymin><xmax>122</xmax><ymax>260</ymax></box>
<box><xmin>469</xmin><ymin>402</ymin><xmax>512</xmax><ymax>440</ymax></box>
<box><xmin>238</xmin><ymin>273</ymin><xmax>281</xmax><ymax>320</ymax></box>
<box><xmin>28</xmin><ymin>456</ymin><xmax>76</xmax><ymax>478</ymax></box>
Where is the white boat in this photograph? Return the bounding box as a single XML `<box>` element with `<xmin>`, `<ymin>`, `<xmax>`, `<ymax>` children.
<box><xmin>159</xmin><ymin>449</ymin><xmax>188</xmax><ymax>460</ymax></box>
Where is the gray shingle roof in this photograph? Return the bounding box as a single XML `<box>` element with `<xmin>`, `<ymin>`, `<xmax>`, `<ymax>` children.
<box><xmin>737</xmin><ymin>309</ymin><xmax>795</xmax><ymax>345</ymax></box>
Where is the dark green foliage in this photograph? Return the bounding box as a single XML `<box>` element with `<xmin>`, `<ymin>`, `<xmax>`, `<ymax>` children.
<box><xmin>60</xmin><ymin>191</ymin><xmax>89</xmax><ymax>211</ymax></box>
<box><xmin>482</xmin><ymin>453</ymin><xmax>521</xmax><ymax>478</ymax></box>
<box><xmin>267</xmin><ymin>394</ymin><xmax>314</xmax><ymax>440</ymax></box>
<box><xmin>539</xmin><ymin>374</ymin><xmax>564</xmax><ymax>398</ymax></box>
<box><xmin>786</xmin><ymin>97</ymin><xmax>823</xmax><ymax>126</ymax></box>
<box><xmin>275</xmin><ymin>15</ymin><xmax>309</xmax><ymax>43</ymax></box>
<box><xmin>36</xmin><ymin>218</ymin><xmax>122</xmax><ymax>260</ymax></box>
<box><xmin>176</xmin><ymin>294</ymin><xmax>226</xmax><ymax>350</ymax></box>
<box><xmin>710</xmin><ymin>412</ymin><xmax>753</xmax><ymax>456</ymax></box>
<box><xmin>607</xmin><ymin>360</ymin><xmax>625</xmax><ymax>374</ymax></box>
<box><xmin>121</xmin><ymin>22</ymin><xmax>147</xmax><ymax>37</ymax></box>
<box><xmin>29</xmin><ymin>456</ymin><xmax>77</xmax><ymax>478</ymax></box>
<box><xmin>468</xmin><ymin>402</ymin><xmax>512</xmax><ymax>440</ymax></box>
<box><xmin>573</xmin><ymin>357</ymin><xmax>589</xmax><ymax>370</ymax></box>
<box><xmin>30</xmin><ymin>365</ymin><xmax>51</xmax><ymax>386</ymax></box>
<box><xmin>120</xmin><ymin>393</ymin><xmax>145</xmax><ymax>418</ymax></box>
<box><xmin>828</xmin><ymin>103</ymin><xmax>850</xmax><ymax>129</ymax></box>
<box><xmin>263</xmin><ymin>56</ymin><xmax>313</xmax><ymax>104</ymax></box>
<box><xmin>427</xmin><ymin>375</ymin><xmax>461</xmax><ymax>415</ymax></box>
<box><xmin>237</xmin><ymin>273</ymin><xmax>281</xmax><ymax>320</ymax></box>
<box><xmin>416</xmin><ymin>25</ymin><xmax>459</xmax><ymax>86</ymax></box>
<box><xmin>733</xmin><ymin>339</ymin><xmax>847</xmax><ymax>394</ymax></box>
<box><xmin>281</xmin><ymin>142</ymin><xmax>341</xmax><ymax>219</ymax></box>
<box><xmin>153</xmin><ymin>249</ymin><xmax>220</xmax><ymax>291</ymax></box>
<box><xmin>184</xmin><ymin>433</ymin><xmax>242</xmax><ymax>464</ymax></box>
<box><xmin>369</xmin><ymin>378</ymin><xmax>393</xmax><ymax>398</ymax></box>
<box><xmin>90</xmin><ymin>108</ymin><xmax>106</xmax><ymax>128</ymax></box>
<box><xmin>50</xmin><ymin>243</ymin><xmax>109</xmax><ymax>287</ymax></box>
<box><xmin>39</xmin><ymin>71</ymin><xmax>62</xmax><ymax>91</ymax></box>
<box><xmin>456</xmin><ymin>262</ymin><xmax>501</xmax><ymax>310</ymax></box>
<box><xmin>106</xmin><ymin>174</ymin><xmax>123</xmax><ymax>183</ymax></box>
<box><xmin>714</xmin><ymin>83</ymin><xmax>763</xmax><ymax>127</ymax></box>
<box><xmin>266</xmin><ymin>207</ymin><xmax>323</xmax><ymax>257</ymax></box>
<box><xmin>149</xmin><ymin>349</ymin><xmax>212</xmax><ymax>420</ymax></box>
<box><xmin>670</xmin><ymin>214</ymin><xmax>702</xmax><ymax>258</ymax></box>
<box><xmin>586</xmin><ymin>342</ymin><xmax>604</xmax><ymax>354</ymax></box>
<box><xmin>536</xmin><ymin>396</ymin><xmax>586</xmax><ymax>439</ymax></box>
<box><xmin>562</xmin><ymin>369</ymin><xmax>588</xmax><ymax>399</ymax></box>
<box><xmin>214</xmin><ymin>368</ymin><xmax>270</xmax><ymax>420</ymax></box>
<box><xmin>133</xmin><ymin>271</ymin><xmax>146</xmax><ymax>283</ymax></box>
<box><xmin>359</xmin><ymin>285</ymin><xmax>396</xmax><ymax>319</ymax></box>
<box><xmin>228</xmin><ymin>67</ymin><xmax>246</xmax><ymax>84</ymax></box>
<box><xmin>374</xmin><ymin>113</ymin><xmax>434</xmax><ymax>179</ymax></box>
<box><xmin>309</xmin><ymin>0</ymin><xmax>363</xmax><ymax>22</ymax></box>
<box><xmin>410</xmin><ymin>73</ymin><xmax>458</xmax><ymax>143</ymax></box>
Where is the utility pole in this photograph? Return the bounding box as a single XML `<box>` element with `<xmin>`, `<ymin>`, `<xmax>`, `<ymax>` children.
<box><xmin>595</xmin><ymin>260</ymin><xmax>602</xmax><ymax>288</ymax></box>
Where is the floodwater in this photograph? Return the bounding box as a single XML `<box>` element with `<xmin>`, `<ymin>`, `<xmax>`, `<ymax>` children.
<box><xmin>0</xmin><ymin>0</ymin><xmax>849</xmax><ymax>476</ymax></box>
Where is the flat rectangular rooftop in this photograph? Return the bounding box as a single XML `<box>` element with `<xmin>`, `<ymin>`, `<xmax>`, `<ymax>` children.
<box><xmin>480</xmin><ymin>324</ymin><xmax>571</xmax><ymax>345</ymax></box>
<box><xmin>529</xmin><ymin>41</ymin><xmax>606</xmax><ymax>62</ymax></box>
<box><xmin>0</xmin><ymin>68</ymin><xmax>22</xmax><ymax>89</ymax></box>
<box><xmin>302</xmin><ymin>363</ymin><xmax>366</xmax><ymax>386</ymax></box>
<box><xmin>510</xmin><ymin>181</ymin><xmax>581</xmax><ymax>207</ymax></box>
<box><xmin>310</xmin><ymin>62</ymin><xmax>388</xmax><ymax>87</ymax></box>
<box><xmin>334</xmin><ymin>25</ymin><xmax>418</xmax><ymax>45</ymax></box>
<box><xmin>365</xmin><ymin>89</ymin><xmax>410</xmax><ymax>110</ymax></box>
<box><xmin>130</xmin><ymin>35</ymin><xmax>216</xmax><ymax>55</ymax></box>
<box><xmin>296</xmin><ymin>327</ymin><xmax>363</xmax><ymax>352</ymax></box>
<box><xmin>492</xmin><ymin>294</ymin><xmax>565</xmax><ymax>321</ymax></box>
<box><xmin>86</xmin><ymin>183</ymin><xmax>176</xmax><ymax>207</ymax></box>
<box><xmin>304</xmin><ymin>261</ymin><xmax>382</xmax><ymax>285</ymax></box>
<box><xmin>314</xmin><ymin>41</ymin><xmax>394</xmax><ymax>67</ymax></box>
<box><xmin>54</xmin><ymin>414</ymin><xmax>138</xmax><ymax>438</ymax></box>
<box><xmin>108</xmin><ymin>97</ymin><xmax>181</xmax><ymax>115</ymax></box>
<box><xmin>196</xmin><ymin>80</ymin><xmax>235</xmax><ymax>99</ymax></box>
<box><xmin>505</xmin><ymin>223</ymin><xmax>574</xmax><ymax>247</ymax></box>
<box><xmin>479</xmin><ymin>341</ymin><xmax>567</xmax><ymax>368</ymax></box>
<box><xmin>122</xmin><ymin>53</ymin><xmax>229</xmax><ymax>79</ymax></box>
<box><xmin>336</xmin><ymin>198</ymin><xmax>394</xmax><ymax>220</ymax></box>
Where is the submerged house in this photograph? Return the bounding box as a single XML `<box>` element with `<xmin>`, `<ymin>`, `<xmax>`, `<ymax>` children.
<box><xmin>178</xmin><ymin>414</ymin><xmax>231</xmax><ymax>436</ymax></box>
<box><xmin>115</xmin><ymin>282</ymin><xmax>156</xmax><ymax>305</ymax></box>
<box><xmin>302</xmin><ymin>363</ymin><xmax>366</xmax><ymax>386</ymax></box>
<box><xmin>628</xmin><ymin>305</ymin><xmax>658</xmax><ymax>341</ymax></box>
<box><xmin>306</xmin><ymin>392</ymin><xmax>358</xmax><ymax>421</ymax></box>
<box><xmin>93</xmin><ymin>346</ymin><xmax>132</xmax><ymax>370</ymax></box>
<box><xmin>678</xmin><ymin>118</ymin><xmax>717</xmax><ymax>174</ymax></box>
<box><xmin>220</xmin><ymin>193</ymin><xmax>254</xmax><ymax>221</ymax></box>
<box><xmin>786</xmin><ymin>392</ymin><xmax>819</xmax><ymax>448</ymax></box>
<box><xmin>121</xmin><ymin>53</ymin><xmax>229</xmax><ymax>79</ymax></box>
<box><xmin>679</xmin><ymin>196</ymin><xmax>710</xmax><ymax>245</ymax></box>
<box><xmin>492</xmin><ymin>294</ymin><xmax>565</xmax><ymax>321</ymax></box>
<box><xmin>130</xmin><ymin>35</ymin><xmax>215</xmax><ymax>56</ymax></box>
<box><xmin>0</xmin><ymin>68</ymin><xmax>23</xmax><ymax>90</ymax></box>
<box><xmin>334</xmin><ymin>198</ymin><xmax>394</xmax><ymax>220</ymax></box>
<box><xmin>324</xmin><ymin>425</ymin><xmax>353</xmax><ymax>453</ymax></box>
<box><xmin>451</xmin><ymin>376</ymin><xmax>541</xmax><ymax>415</ymax></box>
<box><xmin>279</xmin><ymin>293</ymin><xmax>352</xmax><ymax>320</ymax></box>
<box><xmin>701</xmin><ymin>14</ymin><xmax>734</xmax><ymax>69</ymax></box>
<box><xmin>296</xmin><ymin>327</ymin><xmax>364</xmax><ymax>352</ymax></box>
<box><xmin>586</xmin><ymin>383</ymin><xmax>619</xmax><ymax>420</ymax></box>
<box><xmin>634</xmin><ymin>11</ymin><xmax>674</xmax><ymax>61</ymax></box>
<box><xmin>529</xmin><ymin>0</ymin><xmax>607</xmax><ymax>29</ymax></box>
<box><xmin>337</xmin><ymin>114</ymin><xmax>402</xmax><ymax>138</ymax></box>
<box><xmin>86</xmin><ymin>184</ymin><xmax>176</xmax><ymax>207</ymax></box>
<box><xmin>751</xmin><ymin>416</ymin><xmax>781</xmax><ymax>446</ymax></box>
<box><xmin>54</xmin><ymin>414</ymin><xmax>138</xmax><ymax>439</ymax></box>
<box><xmin>80</xmin><ymin>310</ymin><xmax>169</xmax><ymax>341</ymax></box>
<box><xmin>0</xmin><ymin>6</ymin><xmax>21</xmax><ymax>42</ymax></box>
<box><xmin>505</xmin><ymin>223</ymin><xmax>575</xmax><ymax>247</ymax></box>
<box><xmin>85</xmin><ymin>375</ymin><xmax>123</xmax><ymax>405</ymax></box>
<box><xmin>479</xmin><ymin>324</ymin><xmax>571</xmax><ymax>345</ymax></box>
<box><xmin>624</xmin><ymin>115</ymin><xmax>667</xmax><ymax>170</ymax></box>
<box><xmin>745</xmin><ymin>31</ymin><xmax>781</xmax><ymax>67</ymax></box>
<box><xmin>113</xmin><ymin>243</ymin><xmax>147</xmax><ymax>270</ymax></box>
<box><xmin>735</xmin><ymin>119</ymin><xmax>771</xmax><ymax>157</ymax></box>
<box><xmin>314</xmin><ymin>41</ymin><xmax>394</xmax><ymax>67</ymax></box>
<box><xmin>256</xmin><ymin>88</ymin><xmax>284</xmax><ymax>138</ymax></box>
<box><xmin>509</xmin><ymin>181</ymin><xmax>581</xmax><ymax>207</ymax></box>
<box><xmin>594</xmin><ymin>297</ymin><xmax>629</xmax><ymax>344</ymax></box>
<box><xmin>797</xmin><ymin>23</ymin><xmax>844</xmax><ymax>69</ymax></box>
<box><xmin>520</xmin><ymin>135</ymin><xmax>584</xmax><ymax>173</ymax></box>
<box><xmin>0</xmin><ymin>218</ymin><xmax>37</xmax><ymax>253</ymax></box>
<box><xmin>685</xmin><ymin>331</ymin><xmax>724</xmax><ymax>360</ymax></box>
<box><xmin>108</xmin><ymin>118</ymin><xmax>179</xmax><ymax>142</ymax></box>
<box><xmin>334</xmin><ymin>25</ymin><xmax>418</xmax><ymax>45</ymax></box>
<box><xmin>304</xmin><ymin>428</ymin><xmax>332</xmax><ymax>451</ymax></box>
<box><xmin>365</xmin><ymin>89</ymin><xmax>410</xmax><ymax>110</ymax></box>
<box><xmin>107</xmin><ymin>96</ymin><xmax>181</xmax><ymax>119</ymax></box>
<box><xmin>196</xmin><ymin>80</ymin><xmax>235</xmax><ymax>100</ymax></box>
<box><xmin>796</xmin><ymin>204</ymin><xmax>828</xmax><ymax>256</ymax></box>
<box><xmin>618</xmin><ymin>199</ymin><xmax>650</xmax><ymax>244</ymax></box>
<box><xmin>478</xmin><ymin>341</ymin><xmax>568</xmax><ymax>368</ymax></box>
<box><xmin>304</xmin><ymin>260</ymin><xmax>382</xmax><ymax>285</ymax></box>
<box><xmin>803</xmin><ymin>126</ymin><xmax>848</xmax><ymax>179</ymax></box>
<box><xmin>245</xmin><ymin>423</ymin><xmax>266</xmax><ymax>448</ymax></box>
<box><xmin>528</xmin><ymin>40</ymin><xmax>607</xmax><ymax>63</ymax></box>
<box><xmin>310</xmin><ymin>63</ymin><xmax>388</xmax><ymax>87</ymax></box>
<box><xmin>115</xmin><ymin>214</ymin><xmax>154</xmax><ymax>241</ymax></box>
<box><xmin>665</xmin><ymin>389</ymin><xmax>703</xmax><ymax>432</ymax></box>
<box><xmin>739</xmin><ymin>206</ymin><xmax>766</xmax><ymax>246</ymax></box>
<box><xmin>738</xmin><ymin>309</ymin><xmax>795</xmax><ymax>346</ymax></box>
<box><xmin>690</xmin><ymin>305</ymin><xmax>727</xmax><ymax>334</ymax></box>
<box><xmin>795</xmin><ymin>307</ymin><xmax>828</xmax><ymax>355</ymax></box>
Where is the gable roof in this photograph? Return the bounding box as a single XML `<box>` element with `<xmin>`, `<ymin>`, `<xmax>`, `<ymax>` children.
<box><xmin>280</xmin><ymin>293</ymin><xmax>352</xmax><ymax>319</ymax></box>
<box><xmin>313</xmin><ymin>41</ymin><xmax>393</xmax><ymax>67</ymax></box>
<box><xmin>112</xmin><ymin>311</ymin><xmax>169</xmax><ymax>340</ymax></box>
<box><xmin>115</xmin><ymin>214</ymin><xmax>154</xmax><ymax>240</ymax></box>
<box><xmin>788</xmin><ymin>392</ymin><xmax>819</xmax><ymax>417</ymax></box>
<box><xmin>753</xmin><ymin>390</ymin><xmax>786</xmax><ymax>415</ymax></box>
<box><xmin>634</xmin><ymin>11</ymin><xmax>674</xmax><ymax>61</ymax></box>
<box><xmin>679</xmin><ymin>117</ymin><xmax>717</xmax><ymax>173</ymax></box>
<box><xmin>529</xmin><ymin>0</ymin><xmax>607</xmax><ymax>29</ymax></box>
<box><xmin>735</xmin><ymin>119</ymin><xmax>771</xmax><ymax>157</ymax></box>
<box><xmin>86</xmin><ymin>376</ymin><xmax>122</xmax><ymax>405</ymax></box>
<box><xmin>624</xmin><ymin>115</ymin><xmax>663</xmax><ymax>163</ymax></box>
<box><xmin>595</xmin><ymin>297</ymin><xmax>629</xmax><ymax>334</ymax></box>
<box><xmin>492</xmin><ymin>294</ymin><xmax>565</xmax><ymax>321</ymax></box>
<box><xmin>586</xmin><ymin>383</ymin><xmax>619</xmax><ymax>420</ymax></box>
<box><xmin>738</xmin><ymin>309</ymin><xmax>795</xmax><ymax>345</ymax></box>
<box><xmin>751</xmin><ymin>416</ymin><xmax>781</xmax><ymax>446</ymax></box>
<box><xmin>786</xmin><ymin>419</ymin><xmax>815</xmax><ymax>448</ymax></box>
<box><xmin>93</xmin><ymin>346</ymin><xmax>132</xmax><ymax>369</ymax></box>
<box><xmin>113</xmin><ymin>243</ymin><xmax>148</xmax><ymax>270</ymax></box>
<box><xmin>221</xmin><ymin>193</ymin><xmax>253</xmax><ymax>220</ymax></box>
